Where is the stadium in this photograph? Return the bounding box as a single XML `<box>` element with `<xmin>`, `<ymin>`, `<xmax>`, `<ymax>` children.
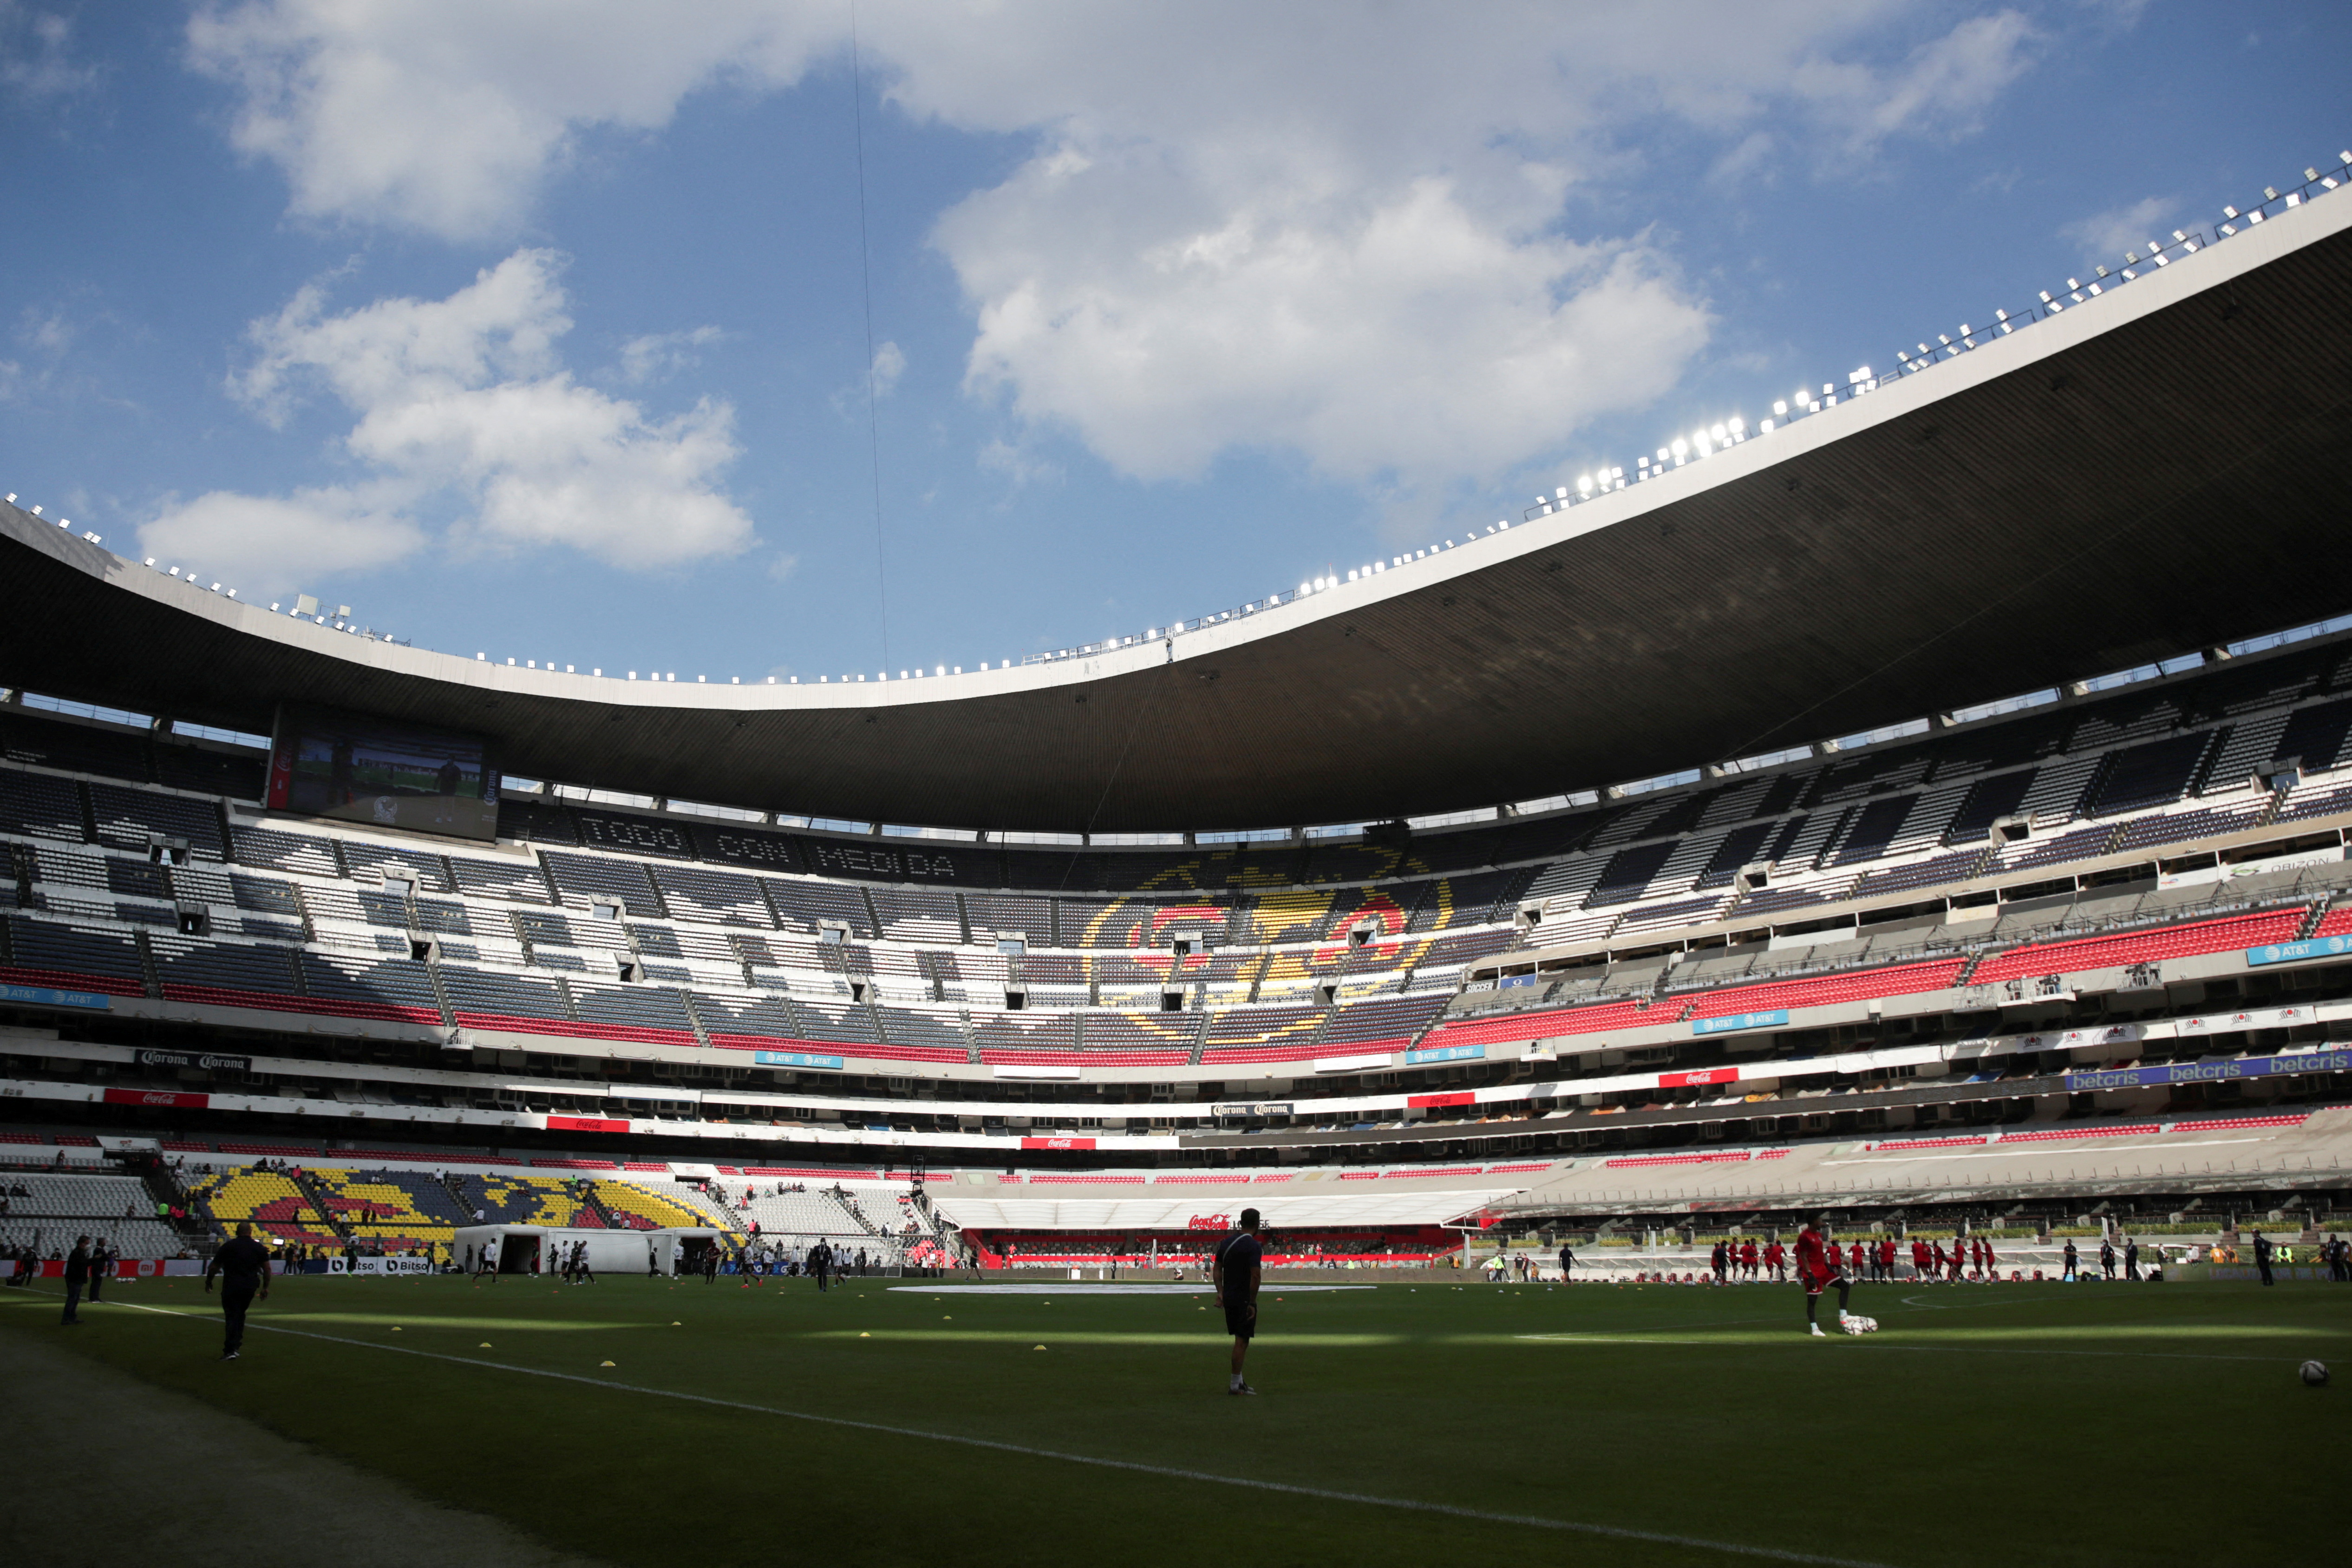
<box><xmin>5</xmin><ymin>94</ymin><xmax>2350</xmax><ymax>1568</ymax></box>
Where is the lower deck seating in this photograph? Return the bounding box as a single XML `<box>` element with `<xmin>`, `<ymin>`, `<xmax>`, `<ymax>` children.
<box><xmin>193</xmin><ymin>1169</ymin><xmax>338</xmax><ymax>1245</ymax></box>
<box><xmin>448</xmin><ymin>1173</ymin><xmax>588</xmax><ymax>1228</ymax></box>
<box><xmin>1968</xmin><ymin>908</ymin><xmax>2307</xmax><ymax>987</ymax></box>
<box><xmin>309</xmin><ymin>1168</ymin><xmax>467</xmax><ymax>1248</ymax></box>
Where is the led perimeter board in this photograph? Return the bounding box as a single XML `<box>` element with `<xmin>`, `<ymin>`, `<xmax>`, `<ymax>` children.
<box><xmin>266</xmin><ymin>704</ymin><xmax>499</xmax><ymax>842</ymax></box>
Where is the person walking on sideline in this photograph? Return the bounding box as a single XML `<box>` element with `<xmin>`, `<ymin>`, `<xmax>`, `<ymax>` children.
<box><xmin>60</xmin><ymin>1235</ymin><xmax>91</xmax><ymax>1326</ymax></box>
<box><xmin>1214</xmin><ymin>1208</ymin><xmax>1265</xmax><ymax>1395</ymax></box>
<box><xmin>205</xmin><ymin>1222</ymin><xmax>272</xmax><ymax>1360</ymax></box>
<box><xmin>1558</xmin><ymin>1242</ymin><xmax>1575</xmax><ymax>1281</ymax></box>
<box><xmin>2253</xmin><ymin>1230</ymin><xmax>2275</xmax><ymax>1287</ymax></box>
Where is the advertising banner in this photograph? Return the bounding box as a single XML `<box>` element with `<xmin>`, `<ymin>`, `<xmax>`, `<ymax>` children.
<box><xmin>544</xmin><ymin>1114</ymin><xmax>629</xmax><ymax>1135</ymax></box>
<box><xmin>1692</xmin><ymin>1009</ymin><xmax>1790</xmax><ymax>1035</ymax></box>
<box><xmin>2065</xmin><ymin>1047</ymin><xmax>2352</xmax><ymax>1092</ymax></box>
<box><xmin>1404</xmin><ymin>1043</ymin><xmax>1485</xmax><ymax>1065</ymax></box>
<box><xmin>135</xmin><ymin>1048</ymin><xmax>252</xmax><ymax>1072</ymax></box>
<box><xmin>753</xmin><ymin>1050</ymin><xmax>847</xmax><ymax>1071</ymax></box>
<box><xmin>1020</xmin><ymin>1137</ymin><xmax>1095</xmax><ymax>1150</ymax></box>
<box><xmin>0</xmin><ymin>982</ymin><xmax>111</xmax><ymax>1011</ymax></box>
<box><xmin>103</xmin><ymin>1087</ymin><xmax>209</xmax><ymax>1109</ymax></box>
<box><xmin>2245</xmin><ymin>935</ymin><xmax>2352</xmax><ymax>967</ymax></box>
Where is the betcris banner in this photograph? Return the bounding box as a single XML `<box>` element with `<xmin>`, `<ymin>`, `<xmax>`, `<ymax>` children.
<box><xmin>1693</xmin><ymin>1009</ymin><xmax>1789</xmax><ymax>1036</ymax></box>
<box><xmin>2245</xmin><ymin>935</ymin><xmax>2352</xmax><ymax>967</ymax></box>
<box><xmin>2066</xmin><ymin>1048</ymin><xmax>2352</xmax><ymax>1092</ymax></box>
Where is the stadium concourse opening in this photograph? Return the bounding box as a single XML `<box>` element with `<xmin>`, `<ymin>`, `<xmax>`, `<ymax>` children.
<box><xmin>5</xmin><ymin>150</ymin><xmax>2352</xmax><ymax>1568</ymax></box>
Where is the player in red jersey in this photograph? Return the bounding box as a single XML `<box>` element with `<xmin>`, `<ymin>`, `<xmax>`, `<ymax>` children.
<box><xmin>1878</xmin><ymin>1237</ymin><xmax>1897</xmax><ymax>1281</ymax></box>
<box><xmin>1848</xmin><ymin>1240</ymin><xmax>1866</xmax><ymax>1279</ymax></box>
<box><xmin>1763</xmin><ymin>1239</ymin><xmax>1785</xmax><ymax>1281</ymax></box>
<box><xmin>1910</xmin><ymin>1237</ymin><xmax>1930</xmax><ymax>1279</ymax></box>
<box><xmin>1930</xmin><ymin>1240</ymin><xmax>1948</xmax><ymax>1280</ymax></box>
<box><xmin>1741</xmin><ymin>1238</ymin><xmax>1759</xmax><ymax>1281</ymax></box>
<box><xmin>1794</xmin><ymin>1217</ymin><xmax>1855</xmax><ymax>1337</ymax></box>
<box><xmin>1980</xmin><ymin>1237</ymin><xmax>1997</xmax><ymax>1280</ymax></box>
<box><xmin>1948</xmin><ymin>1242</ymin><xmax>1965</xmax><ymax>1283</ymax></box>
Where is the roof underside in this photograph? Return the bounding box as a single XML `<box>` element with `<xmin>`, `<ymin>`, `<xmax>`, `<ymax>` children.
<box><xmin>6</xmin><ymin>205</ymin><xmax>2352</xmax><ymax>833</ymax></box>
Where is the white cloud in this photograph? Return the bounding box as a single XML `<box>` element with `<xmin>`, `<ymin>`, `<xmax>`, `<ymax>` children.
<box><xmin>184</xmin><ymin>2</ymin><xmax>2058</xmax><ymax>490</ymax></box>
<box><xmin>0</xmin><ymin>1</ymin><xmax>95</xmax><ymax>103</ymax></box>
<box><xmin>142</xmin><ymin>249</ymin><xmax>754</xmax><ymax>587</ymax></box>
<box><xmin>617</xmin><ymin>326</ymin><xmax>722</xmax><ymax>386</ymax></box>
<box><xmin>2060</xmin><ymin>195</ymin><xmax>2174</xmax><ymax>265</ymax></box>
<box><xmin>139</xmin><ymin>488</ymin><xmax>425</xmax><ymax>595</ymax></box>
<box><xmin>869</xmin><ymin>340</ymin><xmax>905</xmax><ymax>397</ymax></box>
<box><xmin>977</xmin><ymin>436</ymin><xmax>1062</xmax><ymax>492</ymax></box>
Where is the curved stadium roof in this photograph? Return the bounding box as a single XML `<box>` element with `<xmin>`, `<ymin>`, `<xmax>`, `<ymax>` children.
<box><xmin>4</xmin><ymin>183</ymin><xmax>2350</xmax><ymax>835</ymax></box>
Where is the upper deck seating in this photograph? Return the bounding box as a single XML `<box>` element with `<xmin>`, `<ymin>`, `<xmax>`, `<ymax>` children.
<box><xmin>649</xmin><ymin>862</ymin><xmax>773</xmax><ymax>926</ymax></box>
<box><xmin>295</xmin><ymin>953</ymin><xmax>445</xmax><ymax>1024</ymax></box>
<box><xmin>150</xmin><ymin>935</ymin><xmax>305</xmax><ymax>1011</ymax></box>
<box><xmin>229</xmin><ymin>824</ymin><xmax>342</xmax><ymax>877</ymax></box>
<box><xmin>542</xmin><ymin>851</ymin><xmax>662</xmax><ymax>918</ymax></box>
<box><xmin>0</xmin><ymin>767</ymin><xmax>85</xmax><ymax>841</ymax></box>
<box><xmin>1</xmin><ymin>913</ymin><xmax>148</xmax><ymax>996</ymax></box>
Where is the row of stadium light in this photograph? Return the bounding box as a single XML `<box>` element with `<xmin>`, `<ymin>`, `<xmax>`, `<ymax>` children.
<box><xmin>9</xmin><ymin>151</ymin><xmax>2346</xmax><ymax>709</ymax></box>
<box><xmin>1519</xmin><ymin>150</ymin><xmax>2352</xmax><ymax>524</ymax></box>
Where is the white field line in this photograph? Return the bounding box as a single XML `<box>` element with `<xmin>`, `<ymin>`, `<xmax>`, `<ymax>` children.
<box><xmin>11</xmin><ymin>1289</ymin><xmax>1893</xmax><ymax>1568</ymax></box>
<box><xmin>1512</xmin><ymin>1332</ymin><xmax>2295</xmax><ymax>1363</ymax></box>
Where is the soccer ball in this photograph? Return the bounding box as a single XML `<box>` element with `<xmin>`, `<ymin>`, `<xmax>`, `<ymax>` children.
<box><xmin>1841</xmin><ymin>1313</ymin><xmax>1879</xmax><ymax>1335</ymax></box>
<box><xmin>2300</xmin><ymin>1360</ymin><xmax>2328</xmax><ymax>1387</ymax></box>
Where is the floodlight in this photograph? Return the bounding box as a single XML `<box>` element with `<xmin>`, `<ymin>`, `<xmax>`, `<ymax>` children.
<box><xmin>2263</xmin><ymin>187</ymin><xmax>2278</xmax><ymax>201</ymax></box>
<box><xmin>1</xmin><ymin>494</ymin><xmax>11</xmax><ymax>503</ymax></box>
<box><xmin>1772</xmin><ymin>400</ymin><xmax>1788</xmax><ymax>416</ymax></box>
<box><xmin>1577</xmin><ymin>474</ymin><xmax>1593</xmax><ymax>492</ymax></box>
<box><xmin>1728</xmin><ymin>416</ymin><xmax>1744</xmax><ymax>434</ymax></box>
<box><xmin>1710</xmin><ymin>423</ymin><xmax>1727</xmax><ymax>441</ymax></box>
<box><xmin>1670</xmin><ymin>438</ymin><xmax>1687</xmax><ymax>457</ymax></box>
<box><xmin>2311</xmin><ymin>168</ymin><xmax>2323</xmax><ymax>182</ymax></box>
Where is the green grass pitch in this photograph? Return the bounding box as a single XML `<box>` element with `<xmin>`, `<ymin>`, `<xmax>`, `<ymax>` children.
<box><xmin>5</xmin><ymin>1273</ymin><xmax>2342</xmax><ymax>1566</ymax></box>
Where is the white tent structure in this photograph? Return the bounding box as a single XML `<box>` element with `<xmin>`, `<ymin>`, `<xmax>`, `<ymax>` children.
<box><xmin>452</xmin><ymin>1225</ymin><xmax>718</xmax><ymax>1278</ymax></box>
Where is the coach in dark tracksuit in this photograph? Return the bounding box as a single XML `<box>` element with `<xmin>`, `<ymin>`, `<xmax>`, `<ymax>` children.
<box><xmin>59</xmin><ymin>1235</ymin><xmax>91</xmax><ymax>1325</ymax></box>
<box><xmin>2252</xmin><ymin>1230</ymin><xmax>2275</xmax><ymax>1287</ymax></box>
<box><xmin>205</xmin><ymin>1222</ymin><xmax>273</xmax><ymax>1359</ymax></box>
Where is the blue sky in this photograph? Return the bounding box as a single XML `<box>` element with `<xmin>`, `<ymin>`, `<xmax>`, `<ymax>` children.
<box><xmin>1</xmin><ymin>1</ymin><xmax>2344</xmax><ymax>685</ymax></box>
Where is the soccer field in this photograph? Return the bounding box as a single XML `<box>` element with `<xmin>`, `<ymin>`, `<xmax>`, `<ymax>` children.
<box><xmin>4</xmin><ymin>1273</ymin><xmax>2342</xmax><ymax>1567</ymax></box>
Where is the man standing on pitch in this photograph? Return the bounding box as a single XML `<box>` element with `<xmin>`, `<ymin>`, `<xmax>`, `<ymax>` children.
<box><xmin>59</xmin><ymin>1234</ymin><xmax>91</xmax><ymax>1326</ymax></box>
<box><xmin>2253</xmin><ymin>1229</ymin><xmax>2275</xmax><ymax>1287</ymax></box>
<box><xmin>1794</xmin><ymin>1217</ymin><xmax>1855</xmax><ymax>1338</ymax></box>
<box><xmin>1213</xmin><ymin>1208</ymin><xmax>1264</xmax><ymax>1394</ymax></box>
<box><xmin>205</xmin><ymin>1221</ymin><xmax>272</xmax><ymax>1361</ymax></box>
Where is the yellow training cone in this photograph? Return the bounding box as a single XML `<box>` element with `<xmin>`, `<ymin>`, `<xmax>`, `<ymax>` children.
<box><xmin>1034</xmin><ymin>1345</ymin><xmax>1047</xmax><ymax>1351</ymax></box>
<box><xmin>479</xmin><ymin>1342</ymin><xmax>493</xmax><ymax>1348</ymax></box>
<box><xmin>600</xmin><ymin>1360</ymin><xmax>616</xmax><ymax>1367</ymax></box>
<box><xmin>859</xmin><ymin>1332</ymin><xmax>870</xmax><ymax>1338</ymax></box>
<box><xmin>390</xmin><ymin>1326</ymin><xmax>402</xmax><ymax>1332</ymax></box>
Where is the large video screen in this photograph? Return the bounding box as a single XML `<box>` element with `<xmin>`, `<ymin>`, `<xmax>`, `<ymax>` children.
<box><xmin>266</xmin><ymin>705</ymin><xmax>500</xmax><ymax>842</ymax></box>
